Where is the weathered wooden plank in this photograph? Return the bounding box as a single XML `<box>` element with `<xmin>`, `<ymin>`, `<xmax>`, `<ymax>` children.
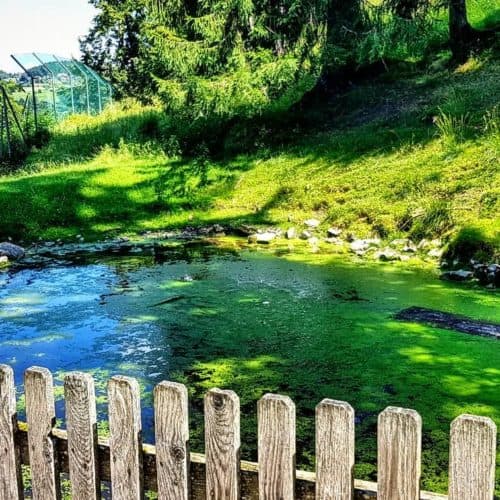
<box><xmin>24</xmin><ymin>366</ymin><xmax>60</xmax><ymax>500</ymax></box>
<box><xmin>258</xmin><ymin>394</ymin><xmax>296</xmax><ymax>500</ymax></box>
<box><xmin>0</xmin><ymin>365</ymin><xmax>23</xmax><ymax>500</ymax></box>
<box><xmin>64</xmin><ymin>372</ymin><xmax>100</xmax><ymax>500</ymax></box>
<box><xmin>154</xmin><ymin>381</ymin><xmax>189</xmax><ymax>500</ymax></box>
<box><xmin>448</xmin><ymin>414</ymin><xmax>497</xmax><ymax>500</ymax></box>
<box><xmin>14</xmin><ymin>422</ymin><xmax>447</xmax><ymax>499</ymax></box>
<box><xmin>205</xmin><ymin>388</ymin><xmax>241</xmax><ymax>499</ymax></box>
<box><xmin>108</xmin><ymin>375</ymin><xmax>143</xmax><ymax>500</ymax></box>
<box><xmin>316</xmin><ymin>399</ymin><xmax>355</xmax><ymax>500</ymax></box>
<box><xmin>377</xmin><ymin>406</ymin><xmax>421</xmax><ymax>500</ymax></box>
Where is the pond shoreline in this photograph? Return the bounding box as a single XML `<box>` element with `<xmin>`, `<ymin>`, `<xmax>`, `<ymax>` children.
<box><xmin>3</xmin><ymin>223</ymin><xmax>498</xmax><ymax>290</ymax></box>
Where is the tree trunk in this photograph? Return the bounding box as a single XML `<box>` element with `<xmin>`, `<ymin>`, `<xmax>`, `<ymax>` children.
<box><xmin>449</xmin><ymin>0</ymin><xmax>477</xmax><ymax>61</ymax></box>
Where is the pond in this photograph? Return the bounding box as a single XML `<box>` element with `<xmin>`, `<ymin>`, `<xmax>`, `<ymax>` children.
<box><xmin>0</xmin><ymin>239</ymin><xmax>499</xmax><ymax>493</ymax></box>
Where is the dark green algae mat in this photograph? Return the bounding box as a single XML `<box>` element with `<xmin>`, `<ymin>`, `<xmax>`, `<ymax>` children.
<box><xmin>0</xmin><ymin>242</ymin><xmax>498</xmax><ymax>493</ymax></box>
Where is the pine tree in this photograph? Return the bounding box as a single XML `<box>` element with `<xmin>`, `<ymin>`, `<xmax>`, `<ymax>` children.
<box><xmin>145</xmin><ymin>0</ymin><xmax>328</xmax><ymax>120</ymax></box>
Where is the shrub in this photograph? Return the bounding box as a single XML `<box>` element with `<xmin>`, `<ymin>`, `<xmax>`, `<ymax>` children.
<box><xmin>444</xmin><ymin>224</ymin><xmax>499</xmax><ymax>264</ymax></box>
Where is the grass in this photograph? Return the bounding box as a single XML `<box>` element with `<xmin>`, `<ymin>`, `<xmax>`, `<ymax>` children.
<box><xmin>0</xmin><ymin>55</ymin><xmax>498</xmax><ymax>262</ymax></box>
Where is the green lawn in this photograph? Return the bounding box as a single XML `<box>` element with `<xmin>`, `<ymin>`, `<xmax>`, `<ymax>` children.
<box><xmin>1</xmin><ymin>58</ymin><xmax>498</xmax><ymax>260</ymax></box>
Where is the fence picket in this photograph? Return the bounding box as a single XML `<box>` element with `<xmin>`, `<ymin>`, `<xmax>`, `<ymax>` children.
<box><xmin>377</xmin><ymin>406</ymin><xmax>421</xmax><ymax>500</ymax></box>
<box><xmin>154</xmin><ymin>381</ymin><xmax>189</xmax><ymax>500</ymax></box>
<box><xmin>24</xmin><ymin>367</ymin><xmax>60</xmax><ymax>500</ymax></box>
<box><xmin>108</xmin><ymin>375</ymin><xmax>143</xmax><ymax>500</ymax></box>
<box><xmin>0</xmin><ymin>365</ymin><xmax>497</xmax><ymax>500</ymax></box>
<box><xmin>205</xmin><ymin>388</ymin><xmax>240</xmax><ymax>500</ymax></box>
<box><xmin>258</xmin><ymin>394</ymin><xmax>296</xmax><ymax>500</ymax></box>
<box><xmin>449</xmin><ymin>414</ymin><xmax>497</xmax><ymax>500</ymax></box>
<box><xmin>0</xmin><ymin>365</ymin><xmax>23</xmax><ymax>500</ymax></box>
<box><xmin>64</xmin><ymin>372</ymin><xmax>100</xmax><ymax>500</ymax></box>
<box><xmin>316</xmin><ymin>399</ymin><xmax>355</xmax><ymax>500</ymax></box>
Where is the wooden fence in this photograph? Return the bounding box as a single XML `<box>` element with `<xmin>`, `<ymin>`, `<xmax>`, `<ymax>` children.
<box><xmin>0</xmin><ymin>364</ymin><xmax>497</xmax><ymax>499</ymax></box>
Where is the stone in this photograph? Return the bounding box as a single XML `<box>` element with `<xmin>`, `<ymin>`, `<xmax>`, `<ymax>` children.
<box><xmin>308</xmin><ymin>237</ymin><xmax>320</xmax><ymax>246</ymax></box>
<box><xmin>350</xmin><ymin>240</ymin><xmax>370</xmax><ymax>252</ymax></box>
<box><xmin>304</xmin><ymin>218</ymin><xmax>320</xmax><ymax>228</ymax></box>
<box><xmin>365</xmin><ymin>238</ymin><xmax>381</xmax><ymax>248</ymax></box>
<box><xmin>390</xmin><ymin>238</ymin><xmax>409</xmax><ymax>248</ymax></box>
<box><xmin>300</xmin><ymin>230</ymin><xmax>313</xmax><ymax>240</ymax></box>
<box><xmin>248</xmin><ymin>232</ymin><xmax>276</xmax><ymax>244</ymax></box>
<box><xmin>402</xmin><ymin>242</ymin><xmax>417</xmax><ymax>253</ymax></box>
<box><xmin>327</xmin><ymin>227</ymin><xmax>342</xmax><ymax>237</ymax></box>
<box><xmin>441</xmin><ymin>270</ymin><xmax>474</xmax><ymax>281</ymax></box>
<box><xmin>428</xmin><ymin>248</ymin><xmax>444</xmax><ymax>259</ymax></box>
<box><xmin>417</xmin><ymin>239</ymin><xmax>431</xmax><ymax>250</ymax></box>
<box><xmin>325</xmin><ymin>237</ymin><xmax>343</xmax><ymax>245</ymax></box>
<box><xmin>212</xmin><ymin>224</ymin><xmax>225</xmax><ymax>234</ymax></box>
<box><xmin>0</xmin><ymin>242</ymin><xmax>25</xmax><ymax>260</ymax></box>
<box><xmin>286</xmin><ymin>228</ymin><xmax>296</xmax><ymax>239</ymax></box>
<box><xmin>375</xmin><ymin>248</ymin><xmax>401</xmax><ymax>262</ymax></box>
<box><xmin>349</xmin><ymin>239</ymin><xmax>380</xmax><ymax>252</ymax></box>
<box><xmin>0</xmin><ymin>256</ymin><xmax>9</xmax><ymax>267</ymax></box>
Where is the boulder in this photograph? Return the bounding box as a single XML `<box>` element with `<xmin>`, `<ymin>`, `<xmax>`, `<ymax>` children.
<box><xmin>304</xmin><ymin>218</ymin><xmax>320</xmax><ymax>228</ymax></box>
<box><xmin>0</xmin><ymin>256</ymin><xmax>9</xmax><ymax>267</ymax></box>
<box><xmin>375</xmin><ymin>248</ymin><xmax>401</xmax><ymax>262</ymax></box>
<box><xmin>248</xmin><ymin>232</ymin><xmax>276</xmax><ymax>244</ymax></box>
<box><xmin>402</xmin><ymin>242</ymin><xmax>417</xmax><ymax>253</ymax></box>
<box><xmin>300</xmin><ymin>230</ymin><xmax>313</xmax><ymax>240</ymax></box>
<box><xmin>286</xmin><ymin>228</ymin><xmax>296</xmax><ymax>240</ymax></box>
<box><xmin>0</xmin><ymin>242</ymin><xmax>25</xmax><ymax>260</ymax></box>
<box><xmin>441</xmin><ymin>270</ymin><xmax>474</xmax><ymax>282</ymax></box>
<box><xmin>350</xmin><ymin>239</ymin><xmax>380</xmax><ymax>253</ymax></box>
<box><xmin>327</xmin><ymin>227</ymin><xmax>342</xmax><ymax>237</ymax></box>
<box><xmin>390</xmin><ymin>238</ymin><xmax>409</xmax><ymax>248</ymax></box>
<box><xmin>325</xmin><ymin>237</ymin><xmax>343</xmax><ymax>245</ymax></box>
<box><xmin>350</xmin><ymin>240</ymin><xmax>369</xmax><ymax>252</ymax></box>
<box><xmin>428</xmin><ymin>248</ymin><xmax>444</xmax><ymax>259</ymax></box>
<box><xmin>417</xmin><ymin>239</ymin><xmax>431</xmax><ymax>250</ymax></box>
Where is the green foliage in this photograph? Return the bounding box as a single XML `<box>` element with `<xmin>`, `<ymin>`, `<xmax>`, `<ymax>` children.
<box><xmin>445</xmin><ymin>224</ymin><xmax>500</xmax><ymax>262</ymax></box>
<box><xmin>0</xmin><ymin>56</ymin><xmax>498</xmax><ymax>252</ymax></box>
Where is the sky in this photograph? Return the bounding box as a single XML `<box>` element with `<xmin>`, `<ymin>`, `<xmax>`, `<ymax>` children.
<box><xmin>0</xmin><ymin>0</ymin><xmax>97</xmax><ymax>72</ymax></box>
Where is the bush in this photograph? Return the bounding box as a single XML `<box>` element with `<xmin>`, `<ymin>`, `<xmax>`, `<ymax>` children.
<box><xmin>444</xmin><ymin>224</ymin><xmax>499</xmax><ymax>264</ymax></box>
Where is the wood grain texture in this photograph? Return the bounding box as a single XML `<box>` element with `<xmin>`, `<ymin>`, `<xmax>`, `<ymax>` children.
<box><xmin>108</xmin><ymin>375</ymin><xmax>143</xmax><ymax>500</ymax></box>
<box><xmin>154</xmin><ymin>381</ymin><xmax>189</xmax><ymax>500</ymax></box>
<box><xmin>316</xmin><ymin>399</ymin><xmax>355</xmax><ymax>500</ymax></box>
<box><xmin>24</xmin><ymin>366</ymin><xmax>60</xmax><ymax>500</ymax></box>
<box><xmin>377</xmin><ymin>406</ymin><xmax>421</xmax><ymax>500</ymax></box>
<box><xmin>0</xmin><ymin>365</ymin><xmax>23</xmax><ymax>500</ymax></box>
<box><xmin>258</xmin><ymin>394</ymin><xmax>296</xmax><ymax>500</ymax></box>
<box><xmin>448</xmin><ymin>414</ymin><xmax>497</xmax><ymax>500</ymax></box>
<box><xmin>64</xmin><ymin>372</ymin><xmax>100</xmax><ymax>500</ymax></box>
<box><xmin>205</xmin><ymin>388</ymin><xmax>241</xmax><ymax>500</ymax></box>
<box><xmin>14</xmin><ymin>422</ymin><xmax>448</xmax><ymax>499</ymax></box>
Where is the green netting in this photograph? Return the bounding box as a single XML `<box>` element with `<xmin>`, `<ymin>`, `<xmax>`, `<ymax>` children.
<box><xmin>11</xmin><ymin>53</ymin><xmax>112</xmax><ymax>121</ymax></box>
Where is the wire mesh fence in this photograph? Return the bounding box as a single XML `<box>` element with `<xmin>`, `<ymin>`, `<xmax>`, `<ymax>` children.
<box><xmin>0</xmin><ymin>53</ymin><xmax>112</xmax><ymax>164</ymax></box>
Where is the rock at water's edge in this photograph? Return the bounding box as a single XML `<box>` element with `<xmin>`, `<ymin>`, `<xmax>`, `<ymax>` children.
<box><xmin>0</xmin><ymin>242</ymin><xmax>25</xmax><ymax>260</ymax></box>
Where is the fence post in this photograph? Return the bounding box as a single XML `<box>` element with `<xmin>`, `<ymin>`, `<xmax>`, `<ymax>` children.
<box><xmin>64</xmin><ymin>372</ymin><xmax>100</xmax><ymax>500</ymax></box>
<box><xmin>154</xmin><ymin>381</ymin><xmax>189</xmax><ymax>500</ymax></box>
<box><xmin>316</xmin><ymin>399</ymin><xmax>355</xmax><ymax>500</ymax></box>
<box><xmin>24</xmin><ymin>367</ymin><xmax>60</xmax><ymax>500</ymax></box>
<box><xmin>449</xmin><ymin>414</ymin><xmax>497</xmax><ymax>500</ymax></box>
<box><xmin>258</xmin><ymin>394</ymin><xmax>296</xmax><ymax>500</ymax></box>
<box><xmin>0</xmin><ymin>365</ymin><xmax>23</xmax><ymax>500</ymax></box>
<box><xmin>108</xmin><ymin>376</ymin><xmax>143</xmax><ymax>500</ymax></box>
<box><xmin>205</xmin><ymin>388</ymin><xmax>240</xmax><ymax>500</ymax></box>
<box><xmin>377</xmin><ymin>406</ymin><xmax>421</xmax><ymax>500</ymax></box>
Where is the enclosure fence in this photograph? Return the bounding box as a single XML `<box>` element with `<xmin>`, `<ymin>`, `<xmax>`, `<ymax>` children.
<box><xmin>0</xmin><ymin>364</ymin><xmax>497</xmax><ymax>499</ymax></box>
<box><xmin>11</xmin><ymin>53</ymin><xmax>112</xmax><ymax>124</ymax></box>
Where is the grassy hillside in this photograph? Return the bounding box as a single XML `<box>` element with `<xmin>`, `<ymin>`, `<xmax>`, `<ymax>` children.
<box><xmin>0</xmin><ymin>55</ymin><xmax>498</xmax><ymax>261</ymax></box>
